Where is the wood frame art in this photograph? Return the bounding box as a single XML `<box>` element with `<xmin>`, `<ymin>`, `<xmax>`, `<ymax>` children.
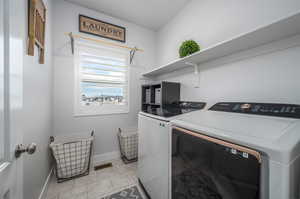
<box><xmin>79</xmin><ymin>15</ymin><xmax>126</xmax><ymax>43</ymax></box>
<box><xmin>28</xmin><ymin>0</ymin><xmax>46</xmax><ymax>64</ymax></box>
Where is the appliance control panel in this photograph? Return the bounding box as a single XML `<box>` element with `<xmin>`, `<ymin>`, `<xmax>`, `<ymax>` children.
<box><xmin>178</xmin><ymin>101</ymin><xmax>206</xmax><ymax>109</ymax></box>
<box><xmin>209</xmin><ymin>102</ymin><xmax>300</xmax><ymax>119</ymax></box>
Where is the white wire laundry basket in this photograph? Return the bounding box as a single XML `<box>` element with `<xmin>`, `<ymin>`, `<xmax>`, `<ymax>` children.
<box><xmin>118</xmin><ymin>127</ymin><xmax>138</xmax><ymax>164</ymax></box>
<box><xmin>50</xmin><ymin>131</ymin><xmax>94</xmax><ymax>183</ymax></box>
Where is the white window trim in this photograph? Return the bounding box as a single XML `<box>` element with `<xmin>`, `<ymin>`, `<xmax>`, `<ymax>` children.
<box><xmin>74</xmin><ymin>41</ymin><xmax>130</xmax><ymax>117</ymax></box>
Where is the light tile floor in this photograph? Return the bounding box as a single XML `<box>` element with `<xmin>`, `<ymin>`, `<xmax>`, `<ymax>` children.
<box><xmin>46</xmin><ymin>159</ymin><xmax>147</xmax><ymax>199</ymax></box>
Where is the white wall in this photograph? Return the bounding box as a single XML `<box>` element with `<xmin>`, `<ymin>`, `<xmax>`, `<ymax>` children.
<box><xmin>22</xmin><ymin>0</ymin><xmax>53</xmax><ymax>199</ymax></box>
<box><xmin>156</xmin><ymin>0</ymin><xmax>300</xmax><ymax>66</ymax></box>
<box><xmin>155</xmin><ymin>0</ymin><xmax>300</xmax><ymax>107</ymax></box>
<box><xmin>52</xmin><ymin>0</ymin><xmax>156</xmax><ymax>156</ymax></box>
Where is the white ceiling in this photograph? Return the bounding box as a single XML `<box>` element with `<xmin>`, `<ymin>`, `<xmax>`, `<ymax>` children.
<box><xmin>65</xmin><ymin>0</ymin><xmax>190</xmax><ymax>30</ymax></box>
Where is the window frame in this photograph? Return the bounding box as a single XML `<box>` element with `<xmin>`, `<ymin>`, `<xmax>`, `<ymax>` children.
<box><xmin>74</xmin><ymin>42</ymin><xmax>130</xmax><ymax>116</ymax></box>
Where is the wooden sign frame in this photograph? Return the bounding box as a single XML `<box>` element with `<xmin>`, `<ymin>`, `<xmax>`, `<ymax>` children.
<box><xmin>28</xmin><ymin>0</ymin><xmax>46</xmax><ymax>64</ymax></box>
<box><xmin>79</xmin><ymin>15</ymin><xmax>126</xmax><ymax>43</ymax></box>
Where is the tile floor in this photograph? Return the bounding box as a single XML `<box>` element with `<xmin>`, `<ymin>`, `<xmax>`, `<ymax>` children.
<box><xmin>46</xmin><ymin>159</ymin><xmax>147</xmax><ymax>199</ymax></box>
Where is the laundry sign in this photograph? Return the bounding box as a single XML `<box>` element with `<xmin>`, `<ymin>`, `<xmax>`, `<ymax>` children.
<box><xmin>79</xmin><ymin>15</ymin><xmax>126</xmax><ymax>42</ymax></box>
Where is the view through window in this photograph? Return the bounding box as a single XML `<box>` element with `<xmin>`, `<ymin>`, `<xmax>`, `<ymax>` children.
<box><xmin>75</xmin><ymin>44</ymin><xmax>129</xmax><ymax>115</ymax></box>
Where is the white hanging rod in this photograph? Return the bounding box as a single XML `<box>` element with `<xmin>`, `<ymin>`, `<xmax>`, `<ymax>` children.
<box><xmin>65</xmin><ymin>32</ymin><xmax>144</xmax><ymax>52</ymax></box>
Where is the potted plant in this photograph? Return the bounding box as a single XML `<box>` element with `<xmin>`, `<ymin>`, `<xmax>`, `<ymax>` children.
<box><xmin>179</xmin><ymin>40</ymin><xmax>200</xmax><ymax>58</ymax></box>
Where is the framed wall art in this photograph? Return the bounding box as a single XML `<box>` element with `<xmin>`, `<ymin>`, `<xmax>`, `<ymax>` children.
<box><xmin>28</xmin><ymin>0</ymin><xmax>46</xmax><ymax>64</ymax></box>
<box><xmin>79</xmin><ymin>15</ymin><xmax>126</xmax><ymax>43</ymax></box>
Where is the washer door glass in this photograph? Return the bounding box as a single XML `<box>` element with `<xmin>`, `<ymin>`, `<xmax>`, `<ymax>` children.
<box><xmin>172</xmin><ymin>128</ymin><xmax>261</xmax><ymax>199</ymax></box>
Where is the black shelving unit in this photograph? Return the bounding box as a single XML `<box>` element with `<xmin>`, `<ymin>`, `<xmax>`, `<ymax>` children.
<box><xmin>141</xmin><ymin>81</ymin><xmax>180</xmax><ymax>111</ymax></box>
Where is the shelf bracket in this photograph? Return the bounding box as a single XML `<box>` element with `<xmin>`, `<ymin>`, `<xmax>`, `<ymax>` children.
<box><xmin>185</xmin><ymin>62</ymin><xmax>200</xmax><ymax>88</ymax></box>
<box><xmin>185</xmin><ymin>62</ymin><xmax>199</xmax><ymax>74</ymax></box>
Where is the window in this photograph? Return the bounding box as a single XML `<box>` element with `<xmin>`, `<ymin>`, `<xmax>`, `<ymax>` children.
<box><xmin>74</xmin><ymin>43</ymin><xmax>129</xmax><ymax>116</ymax></box>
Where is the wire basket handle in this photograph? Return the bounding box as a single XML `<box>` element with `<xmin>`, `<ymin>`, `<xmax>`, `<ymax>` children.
<box><xmin>50</xmin><ymin>130</ymin><xmax>94</xmax><ymax>144</ymax></box>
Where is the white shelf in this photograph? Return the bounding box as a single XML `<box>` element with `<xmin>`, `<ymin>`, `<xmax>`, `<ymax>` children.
<box><xmin>143</xmin><ymin>12</ymin><xmax>300</xmax><ymax>77</ymax></box>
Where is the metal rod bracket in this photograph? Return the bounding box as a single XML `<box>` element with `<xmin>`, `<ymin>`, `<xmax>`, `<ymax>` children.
<box><xmin>130</xmin><ymin>47</ymin><xmax>138</xmax><ymax>64</ymax></box>
<box><xmin>68</xmin><ymin>32</ymin><xmax>74</xmax><ymax>54</ymax></box>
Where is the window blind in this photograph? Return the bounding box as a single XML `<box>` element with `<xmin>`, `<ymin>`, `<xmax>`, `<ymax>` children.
<box><xmin>78</xmin><ymin>47</ymin><xmax>128</xmax><ymax>107</ymax></box>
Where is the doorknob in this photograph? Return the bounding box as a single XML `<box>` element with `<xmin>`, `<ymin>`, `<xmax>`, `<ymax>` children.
<box><xmin>15</xmin><ymin>143</ymin><xmax>37</xmax><ymax>158</ymax></box>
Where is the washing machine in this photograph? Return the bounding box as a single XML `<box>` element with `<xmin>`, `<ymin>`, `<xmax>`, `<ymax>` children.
<box><xmin>170</xmin><ymin>102</ymin><xmax>300</xmax><ymax>199</ymax></box>
<box><xmin>138</xmin><ymin>102</ymin><xmax>206</xmax><ymax>199</ymax></box>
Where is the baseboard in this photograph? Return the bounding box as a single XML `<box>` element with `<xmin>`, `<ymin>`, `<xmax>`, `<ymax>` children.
<box><xmin>38</xmin><ymin>167</ymin><xmax>53</xmax><ymax>199</ymax></box>
<box><xmin>93</xmin><ymin>151</ymin><xmax>120</xmax><ymax>165</ymax></box>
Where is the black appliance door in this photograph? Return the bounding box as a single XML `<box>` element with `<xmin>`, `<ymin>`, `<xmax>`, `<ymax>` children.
<box><xmin>172</xmin><ymin>127</ymin><xmax>261</xmax><ymax>199</ymax></box>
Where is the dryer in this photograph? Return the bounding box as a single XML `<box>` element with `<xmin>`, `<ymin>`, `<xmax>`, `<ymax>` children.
<box><xmin>171</xmin><ymin>102</ymin><xmax>300</xmax><ymax>199</ymax></box>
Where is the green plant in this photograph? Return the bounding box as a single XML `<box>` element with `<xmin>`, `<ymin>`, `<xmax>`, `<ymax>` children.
<box><xmin>179</xmin><ymin>40</ymin><xmax>200</xmax><ymax>58</ymax></box>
